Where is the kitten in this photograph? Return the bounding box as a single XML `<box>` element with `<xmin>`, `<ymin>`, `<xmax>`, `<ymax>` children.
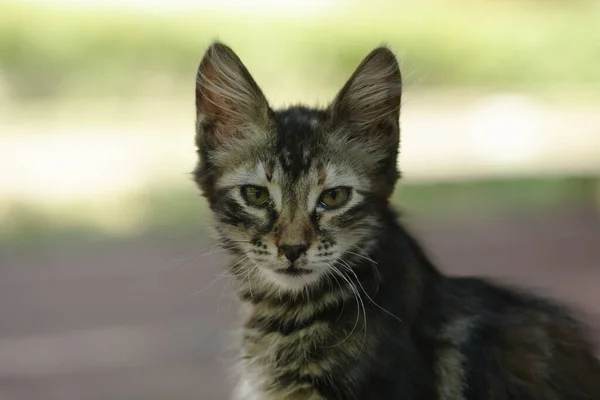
<box><xmin>193</xmin><ymin>42</ymin><xmax>600</xmax><ymax>400</ymax></box>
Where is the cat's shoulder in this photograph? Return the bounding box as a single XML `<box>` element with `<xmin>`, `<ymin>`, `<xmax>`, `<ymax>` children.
<box><xmin>432</xmin><ymin>276</ymin><xmax>584</xmax><ymax>336</ymax></box>
<box><xmin>441</xmin><ymin>276</ymin><xmax>573</xmax><ymax>318</ymax></box>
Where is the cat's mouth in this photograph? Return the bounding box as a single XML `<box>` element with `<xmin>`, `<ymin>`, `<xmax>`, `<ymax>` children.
<box><xmin>274</xmin><ymin>266</ymin><xmax>313</xmax><ymax>276</ymax></box>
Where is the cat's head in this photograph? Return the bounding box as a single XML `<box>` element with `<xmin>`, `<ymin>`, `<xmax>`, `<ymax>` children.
<box><xmin>194</xmin><ymin>42</ymin><xmax>401</xmax><ymax>293</ymax></box>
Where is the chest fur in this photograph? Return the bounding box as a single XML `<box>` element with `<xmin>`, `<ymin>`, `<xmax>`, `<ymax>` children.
<box><xmin>238</xmin><ymin>300</ymin><xmax>366</xmax><ymax>400</ymax></box>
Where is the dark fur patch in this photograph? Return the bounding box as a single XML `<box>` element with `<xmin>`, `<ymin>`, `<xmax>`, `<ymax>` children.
<box><xmin>330</xmin><ymin>199</ymin><xmax>373</xmax><ymax>228</ymax></box>
<box><xmin>274</xmin><ymin>107</ymin><xmax>327</xmax><ymax>180</ymax></box>
<box><xmin>247</xmin><ymin>297</ymin><xmax>348</xmax><ymax>336</ymax></box>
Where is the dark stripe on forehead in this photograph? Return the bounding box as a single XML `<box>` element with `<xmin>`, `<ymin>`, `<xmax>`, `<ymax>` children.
<box><xmin>274</xmin><ymin>106</ymin><xmax>327</xmax><ymax>180</ymax></box>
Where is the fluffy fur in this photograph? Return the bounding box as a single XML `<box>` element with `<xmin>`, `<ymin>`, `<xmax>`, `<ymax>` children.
<box><xmin>193</xmin><ymin>42</ymin><xmax>600</xmax><ymax>399</ymax></box>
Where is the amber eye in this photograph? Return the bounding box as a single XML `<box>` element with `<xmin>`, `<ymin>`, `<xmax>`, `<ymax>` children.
<box><xmin>241</xmin><ymin>185</ymin><xmax>270</xmax><ymax>207</ymax></box>
<box><xmin>318</xmin><ymin>187</ymin><xmax>351</xmax><ymax>210</ymax></box>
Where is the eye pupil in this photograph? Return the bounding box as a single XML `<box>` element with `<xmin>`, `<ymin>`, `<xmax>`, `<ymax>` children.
<box><xmin>318</xmin><ymin>187</ymin><xmax>350</xmax><ymax>210</ymax></box>
<box><xmin>242</xmin><ymin>186</ymin><xmax>269</xmax><ymax>207</ymax></box>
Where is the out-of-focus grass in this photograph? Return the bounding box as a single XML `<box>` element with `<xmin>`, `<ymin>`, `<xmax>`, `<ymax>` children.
<box><xmin>1</xmin><ymin>0</ymin><xmax>600</xmax><ymax>100</ymax></box>
<box><xmin>0</xmin><ymin>184</ymin><xmax>210</xmax><ymax>250</ymax></box>
<box><xmin>2</xmin><ymin>177</ymin><xmax>597</xmax><ymax>250</ymax></box>
<box><xmin>2</xmin><ymin>0</ymin><xmax>599</xmax><ymax>249</ymax></box>
<box><xmin>396</xmin><ymin>177</ymin><xmax>598</xmax><ymax>219</ymax></box>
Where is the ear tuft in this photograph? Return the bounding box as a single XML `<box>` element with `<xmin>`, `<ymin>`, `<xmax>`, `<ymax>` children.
<box><xmin>331</xmin><ymin>46</ymin><xmax>402</xmax><ymax>129</ymax></box>
<box><xmin>329</xmin><ymin>46</ymin><xmax>403</xmax><ymax>196</ymax></box>
<box><xmin>195</xmin><ymin>41</ymin><xmax>269</xmax><ymax>149</ymax></box>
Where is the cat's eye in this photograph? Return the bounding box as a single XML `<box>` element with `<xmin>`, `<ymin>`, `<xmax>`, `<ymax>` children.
<box><xmin>318</xmin><ymin>187</ymin><xmax>351</xmax><ymax>210</ymax></box>
<box><xmin>241</xmin><ymin>185</ymin><xmax>270</xmax><ymax>207</ymax></box>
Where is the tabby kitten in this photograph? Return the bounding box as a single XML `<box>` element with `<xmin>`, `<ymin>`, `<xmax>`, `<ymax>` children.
<box><xmin>193</xmin><ymin>42</ymin><xmax>600</xmax><ymax>400</ymax></box>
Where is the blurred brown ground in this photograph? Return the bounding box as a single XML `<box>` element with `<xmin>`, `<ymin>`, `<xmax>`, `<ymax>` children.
<box><xmin>0</xmin><ymin>206</ymin><xmax>599</xmax><ymax>400</ymax></box>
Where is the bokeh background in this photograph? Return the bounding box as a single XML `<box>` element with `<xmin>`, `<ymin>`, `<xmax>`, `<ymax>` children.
<box><xmin>1</xmin><ymin>0</ymin><xmax>599</xmax><ymax>398</ymax></box>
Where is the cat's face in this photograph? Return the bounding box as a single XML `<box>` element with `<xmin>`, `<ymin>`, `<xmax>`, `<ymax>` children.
<box><xmin>194</xmin><ymin>42</ymin><xmax>402</xmax><ymax>292</ymax></box>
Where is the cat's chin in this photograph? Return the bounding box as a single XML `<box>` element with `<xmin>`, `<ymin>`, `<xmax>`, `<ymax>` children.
<box><xmin>260</xmin><ymin>267</ymin><xmax>324</xmax><ymax>292</ymax></box>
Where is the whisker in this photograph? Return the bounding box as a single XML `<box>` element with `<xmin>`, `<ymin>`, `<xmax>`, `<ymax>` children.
<box><xmin>345</xmin><ymin>249</ymin><xmax>382</xmax><ymax>294</ymax></box>
<box><xmin>216</xmin><ymin>274</ymin><xmax>235</xmax><ymax>314</ymax></box>
<box><xmin>164</xmin><ymin>241</ymin><xmax>247</xmax><ymax>271</ymax></box>
<box><xmin>327</xmin><ymin>271</ymin><xmax>347</xmax><ymax>322</ymax></box>
<box><xmin>245</xmin><ymin>263</ymin><xmax>259</xmax><ymax>302</ymax></box>
<box><xmin>188</xmin><ymin>253</ymin><xmax>250</xmax><ymax>297</ymax></box>
<box><xmin>337</xmin><ymin>259</ymin><xmax>402</xmax><ymax>324</ymax></box>
<box><xmin>345</xmin><ymin>250</ymin><xmax>378</xmax><ymax>265</ymax></box>
<box><xmin>335</xmin><ymin>263</ymin><xmax>368</xmax><ymax>358</ymax></box>
<box><xmin>322</xmin><ymin>264</ymin><xmax>366</xmax><ymax>358</ymax></box>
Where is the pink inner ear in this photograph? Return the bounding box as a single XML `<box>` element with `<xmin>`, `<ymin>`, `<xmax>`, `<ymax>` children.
<box><xmin>329</xmin><ymin>47</ymin><xmax>401</xmax><ymax>128</ymax></box>
<box><xmin>195</xmin><ymin>44</ymin><xmax>271</xmax><ymax>147</ymax></box>
<box><xmin>197</xmin><ymin>63</ymin><xmax>224</xmax><ymax>118</ymax></box>
<box><xmin>196</xmin><ymin>63</ymin><xmax>239</xmax><ymax>144</ymax></box>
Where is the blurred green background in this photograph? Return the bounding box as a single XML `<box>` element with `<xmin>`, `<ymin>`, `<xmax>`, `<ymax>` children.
<box><xmin>2</xmin><ymin>0</ymin><xmax>600</xmax><ymax>245</ymax></box>
<box><xmin>0</xmin><ymin>0</ymin><xmax>599</xmax><ymax>399</ymax></box>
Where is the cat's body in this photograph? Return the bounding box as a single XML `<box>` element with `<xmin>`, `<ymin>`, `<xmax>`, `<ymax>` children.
<box><xmin>193</xmin><ymin>42</ymin><xmax>600</xmax><ymax>399</ymax></box>
<box><xmin>233</xmin><ymin>206</ymin><xmax>600</xmax><ymax>400</ymax></box>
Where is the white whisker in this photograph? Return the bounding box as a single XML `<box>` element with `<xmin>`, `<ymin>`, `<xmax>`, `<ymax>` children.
<box><xmin>322</xmin><ymin>263</ymin><xmax>367</xmax><ymax>359</ymax></box>
<box><xmin>337</xmin><ymin>259</ymin><xmax>402</xmax><ymax>324</ymax></box>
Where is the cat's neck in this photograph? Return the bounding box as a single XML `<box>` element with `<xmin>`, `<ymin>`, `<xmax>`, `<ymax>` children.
<box><xmin>376</xmin><ymin>207</ymin><xmax>441</xmax><ymax>283</ymax></box>
<box><xmin>369</xmin><ymin>209</ymin><xmax>443</xmax><ymax>322</ymax></box>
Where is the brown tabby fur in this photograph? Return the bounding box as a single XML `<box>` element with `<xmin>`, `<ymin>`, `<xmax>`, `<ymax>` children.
<box><xmin>193</xmin><ymin>41</ymin><xmax>600</xmax><ymax>400</ymax></box>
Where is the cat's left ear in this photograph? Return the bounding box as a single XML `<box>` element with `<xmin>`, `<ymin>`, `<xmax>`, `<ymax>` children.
<box><xmin>195</xmin><ymin>42</ymin><xmax>270</xmax><ymax>152</ymax></box>
<box><xmin>329</xmin><ymin>45</ymin><xmax>402</xmax><ymax>150</ymax></box>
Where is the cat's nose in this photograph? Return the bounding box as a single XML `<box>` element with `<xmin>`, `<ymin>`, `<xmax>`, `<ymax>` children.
<box><xmin>279</xmin><ymin>244</ymin><xmax>308</xmax><ymax>263</ymax></box>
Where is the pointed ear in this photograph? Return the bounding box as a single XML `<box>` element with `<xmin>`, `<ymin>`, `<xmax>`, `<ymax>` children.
<box><xmin>330</xmin><ymin>45</ymin><xmax>402</xmax><ymax>144</ymax></box>
<box><xmin>195</xmin><ymin>42</ymin><xmax>270</xmax><ymax>151</ymax></box>
<box><xmin>329</xmin><ymin>46</ymin><xmax>402</xmax><ymax>197</ymax></box>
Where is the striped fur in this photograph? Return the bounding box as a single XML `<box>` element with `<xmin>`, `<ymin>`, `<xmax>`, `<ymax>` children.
<box><xmin>193</xmin><ymin>42</ymin><xmax>600</xmax><ymax>399</ymax></box>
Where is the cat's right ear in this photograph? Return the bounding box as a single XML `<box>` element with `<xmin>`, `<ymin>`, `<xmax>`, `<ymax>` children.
<box><xmin>195</xmin><ymin>42</ymin><xmax>270</xmax><ymax>152</ymax></box>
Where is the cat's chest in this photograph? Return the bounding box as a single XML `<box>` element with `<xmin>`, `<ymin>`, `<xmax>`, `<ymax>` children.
<box><xmin>239</xmin><ymin>313</ymin><xmax>341</xmax><ymax>400</ymax></box>
<box><xmin>243</xmin><ymin>321</ymin><xmax>329</xmax><ymax>376</ymax></box>
<box><xmin>236</xmin><ymin>290</ymin><xmax>366</xmax><ymax>399</ymax></box>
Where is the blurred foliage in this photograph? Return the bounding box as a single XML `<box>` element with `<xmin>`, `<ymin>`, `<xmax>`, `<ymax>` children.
<box><xmin>1</xmin><ymin>0</ymin><xmax>600</xmax><ymax>99</ymax></box>
<box><xmin>2</xmin><ymin>177</ymin><xmax>597</xmax><ymax>250</ymax></box>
